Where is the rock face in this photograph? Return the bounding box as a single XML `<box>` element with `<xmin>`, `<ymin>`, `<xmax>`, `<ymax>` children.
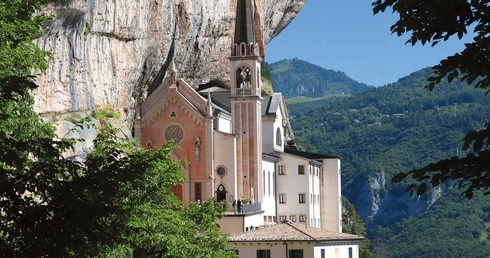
<box><xmin>34</xmin><ymin>0</ymin><xmax>305</xmax><ymax>126</ymax></box>
<box><xmin>355</xmin><ymin>172</ymin><xmax>443</xmax><ymax>227</ymax></box>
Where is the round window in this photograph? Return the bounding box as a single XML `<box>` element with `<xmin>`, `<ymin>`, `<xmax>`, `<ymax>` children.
<box><xmin>164</xmin><ymin>124</ymin><xmax>184</xmax><ymax>143</ymax></box>
<box><xmin>217</xmin><ymin>167</ymin><xmax>226</xmax><ymax>176</ymax></box>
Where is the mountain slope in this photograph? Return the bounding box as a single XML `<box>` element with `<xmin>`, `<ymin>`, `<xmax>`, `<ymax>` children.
<box><xmin>286</xmin><ymin>66</ymin><xmax>490</xmax><ymax>257</ymax></box>
<box><xmin>269</xmin><ymin>58</ymin><xmax>372</xmax><ymax>98</ymax></box>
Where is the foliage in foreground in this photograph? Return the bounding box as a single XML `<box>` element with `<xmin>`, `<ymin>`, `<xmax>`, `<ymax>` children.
<box><xmin>373</xmin><ymin>0</ymin><xmax>490</xmax><ymax>199</ymax></box>
<box><xmin>0</xmin><ymin>101</ymin><xmax>234</xmax><ymax>257</ymax></box>
<box><xmin>0</xmin><ymin>0</ymin><xmax>235</xmax><ymax>256</ymax></box>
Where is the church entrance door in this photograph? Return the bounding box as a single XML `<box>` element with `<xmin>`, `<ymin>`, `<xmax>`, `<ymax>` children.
<box><xmin>216</xmin><ymin>184</ymin><xmax>227</xmax><ymax>202</ymax></box>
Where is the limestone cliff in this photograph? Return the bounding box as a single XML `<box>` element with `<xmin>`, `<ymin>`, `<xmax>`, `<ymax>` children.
<box><xmin>34</xmin><ymin>0</ymin><xmax>305</xmax><ymax>129</ymax></box>
<box><xmin>355</xmin><ymin>172</ymin><xmax>443</xmax><ymax>227</ymax></box>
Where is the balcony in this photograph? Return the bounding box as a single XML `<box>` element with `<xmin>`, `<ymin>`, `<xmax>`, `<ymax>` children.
<box><xmin>239</xmin><ymin>202</ymin><xmax>262</xmax><ymax>214</ymax></box>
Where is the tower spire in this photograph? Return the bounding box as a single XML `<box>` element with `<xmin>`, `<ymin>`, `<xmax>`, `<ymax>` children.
<box><xmin>233</xmin><ymin>0</ymin><xmax>257</xmax><ymax>56</ymax></box>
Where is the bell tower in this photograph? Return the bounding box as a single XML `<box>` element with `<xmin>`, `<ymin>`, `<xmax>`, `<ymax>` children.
<box><xmin>229</xmin><ymin>0</ymin><xmax>263</xmax><ymax>203</ymax></box>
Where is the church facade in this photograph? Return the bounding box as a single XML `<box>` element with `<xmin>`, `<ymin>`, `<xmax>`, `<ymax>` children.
<box><xmin>134</xmin><ymin>0</ymin><xmax>342</xmax><ymax>235</ymax></box>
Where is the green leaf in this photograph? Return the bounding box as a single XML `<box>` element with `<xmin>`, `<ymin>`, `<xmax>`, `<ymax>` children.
<box><xmin>465</xmin><ymin>189</ymin><xmax>474</xmax><ymax>199</ymax></box>
<box><xmin>406</xmin><ymin>184</ymin><xmax>417</xmax><ymax>192</ymax></box>
<box><xmin>474</xmin><ymin>138</ymin><xmax>483</xmax><ymax>152</ymax></box>
<box><xmin>392</xmin><ymin>172</ymin><xmax>408</xmax><ymax>183</ymax></box>
<box><xmin>417</xmin><ymin>183</ymin><xmax>428</xmax><ymax>196</ymax></box>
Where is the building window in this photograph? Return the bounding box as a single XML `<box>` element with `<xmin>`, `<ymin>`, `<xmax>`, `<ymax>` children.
<box><xmin>279</xmin><ymin>215</ymin><xmax>287</xmax><ymax>222</ymax></box>
<box><xmin>299</xmin><ymin>215</ymin><xmax>307</xmax><ymax>222</ymax></box>
<box><xmin>279</xmin><ymin>194</ymin><xmax>286</xmax><ymax>204</ymax></box>
<box><xmin>289</xmin><ymin>215</ymin><xmax>296</xmax><ymax>222</ymax></box>
<box><xmin>298</xmin><ymin>165</ymin><xmax>305</xmax><ymax>175</ymax></box>
<box><xmin>299</xmin><ymin>193</ymin><xmax>306</xmax><ymax>203</ymax></box>
<box><xmin>273</xmin><ymin>172</ymin><xmax>277</xmax><ymax>196</ymax></box>
<box><xmin>321</xmin><ymin>249</ymin><xmax>325</xmax><ymax>258</ymax></box>
<box><xmin>217</xmin><ymin>166</ymin><xmax>226</xmax><ymax>176</ymax></box>
<box><xmin>289</xmin><ymin>249</ymin><xmax>304</xmax><ymax>258</ymax></box>
<box><xmin>278</xmin><ymin>165</ymin><xmax>285</xmax><ymax>175</ymax></box>
<box><xmin>349</xmin><ymin>247</ymin><xmax>353</xmax><ymax>258</ymax></box>
<box><xmin>163</xmin><ymin>124</ymin><xmax>184</xmax><ymax>143</ymax></box>
<box><xmin>276</xmin><ymin>127</ymin><xmax>282</xmax><ymax>146</ymax></box>
<box><xmin>257</xmin><ymin>249</ymin><xmax>271</xmax><ymax>258</ymax></box>
<box><xmin>241</xmin><ymin>43</ymin><xmax>246</xmax><ymax>56</ymax></box>
<box><xmin>263</xmin><ymin>170</ymin><xmax>266</xmax><ymax>196</ymax></box>
<box><xmin>268</xmin><ymin>171</ymin><xmax>271</xmax><ymax>196</ymax></box>
<box><xmin>195</xmin><ymin>182</ymin><xmax>202</xmax><ymax>202</ymax></box>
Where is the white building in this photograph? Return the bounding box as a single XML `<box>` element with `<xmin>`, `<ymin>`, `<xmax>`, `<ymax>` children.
<box><xmin>228</xmin><ymin>222</ymin><xmax>363</xmax><ymax>258</ymax></box>
<box><xmin>276</xmin><ymin>149</ymin><xmax>342</xmax><ymax>232</ymax></box>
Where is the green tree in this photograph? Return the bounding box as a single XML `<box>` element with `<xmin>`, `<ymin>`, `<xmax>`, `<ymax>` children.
<box><xmin>0</xmin><ymin>0</ymin><xmax>236</xmax><ymax>257</ymax></box>
<box><xmin>373</xmin><ymin>0</ymin><xmax>490</xmax><ymax>199</ymax></box>
<box><xmin>342</xmin><ymin>197</ymin><xmax>374</xmax><ymax>258</ymax></box>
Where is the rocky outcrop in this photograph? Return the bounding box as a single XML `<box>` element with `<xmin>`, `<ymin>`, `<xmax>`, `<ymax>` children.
<box><xmin>34</xmin><ymin>0</ymin><xmax>306</xmax><ymax>129</ymax></box>
<box><xmin>355</xmin><ymin>172</ymin><xmax>444</xmax><ymax>227</ymax></box>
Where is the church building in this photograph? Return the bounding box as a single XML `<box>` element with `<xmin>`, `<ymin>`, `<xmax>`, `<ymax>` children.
<box><xmin>134</xmin><ymin>0</ymin><xmax>343</xmax><ymax>236</ymax></box>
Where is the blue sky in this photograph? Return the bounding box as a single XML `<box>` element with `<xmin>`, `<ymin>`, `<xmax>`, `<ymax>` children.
<box><xmin>266</xmin><ymin>0</ymin><xmax>475</xmax><ymax>87</ymax></box>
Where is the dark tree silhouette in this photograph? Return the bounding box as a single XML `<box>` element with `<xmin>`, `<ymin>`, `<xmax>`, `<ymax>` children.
<box><xmin>373</xmin><ymin>0</ymin><xmax>490</xmax><ymax>199</ymax></box>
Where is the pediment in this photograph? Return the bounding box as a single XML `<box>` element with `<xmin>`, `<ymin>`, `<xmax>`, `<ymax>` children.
<box><xmin>140</xmin><ymin>90</ymin><xmax>207</xmax><ymax>129</ymax></box>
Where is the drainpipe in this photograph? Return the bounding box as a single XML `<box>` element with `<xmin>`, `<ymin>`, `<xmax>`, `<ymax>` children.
<box><xmin>284</xmin><ymin>241</ymin><xmax>289</xmax><ymax>258</ymax></box>
<box><xmin>274</xmin><ymin>159</ymin><xmax>278</xmax><ymax>223</ymax></box>
<box><xmin>188</xmin><ymin>164</ymin><xmax>192</xmax><ymax>204</ymax></box>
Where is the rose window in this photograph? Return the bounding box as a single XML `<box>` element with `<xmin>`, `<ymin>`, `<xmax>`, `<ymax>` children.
<box><xmin>164</xmin><ymin>124</ymin><xmax>184</xmax><ymax>143</ymax></box>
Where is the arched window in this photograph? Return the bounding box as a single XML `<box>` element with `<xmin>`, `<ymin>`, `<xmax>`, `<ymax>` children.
<box><xmin>276</xmin><ymin>127</ymin><xmax>282</xmax><ymax>146</ymax></box>
<box><xmin>236</xmin><ymin>68</ymin><xmax>243</xmax><ymax>88</ymax></box>
<box><xmin>236</xmin><ymin>66</ymin><xmax>252</xmax><ymax>89</ymax></box>
<box><xmin>263</xmin><ymin>170</ymin><xmax>266</xmax><ymax>196</ymax></box>
<box><xmin>241</xmin><ymin>43</ymin><xmax>246</xmax><ymax>56</ymax></box>
<box><xmin>146</xmin><ymin>137</ymin><xmax>153</xmax><ymax>149</ymax></box>
<box><xmin>268</xmin><ymin>171</ymin><xmax>271</xmax><ymax>196</ymax></box>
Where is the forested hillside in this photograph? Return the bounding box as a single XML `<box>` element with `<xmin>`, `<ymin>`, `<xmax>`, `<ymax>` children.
<box><xmin>270</xmin><ymin>58</ymin><xmax>372</xmax><ymax>98</ymax></box>
<box><xmin>281</xmin><ymin>65</ymin><xmax>490</xmax><ymax>257</ymax></box>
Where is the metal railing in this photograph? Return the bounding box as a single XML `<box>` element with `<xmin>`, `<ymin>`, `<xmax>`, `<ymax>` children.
<box><xmin>238</xmin><ymin>202</ymin><xmax>262</xmax><ymax>214</ymax></box>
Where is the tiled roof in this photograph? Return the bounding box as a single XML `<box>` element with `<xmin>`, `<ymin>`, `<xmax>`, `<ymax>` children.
<box><xmin>261</xmin><ymin>95</ymin><xmax>272</xmax><ymax>116</ymax></box>
<box><xmin>228</xmin><ymin>222</ymin><xmax>364</xmax><ymax>242</ymax></box>
<box><xmin>198</xmin><ymin>86</ymin><xmax>232</xmax><ymax>113</ymax></box>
